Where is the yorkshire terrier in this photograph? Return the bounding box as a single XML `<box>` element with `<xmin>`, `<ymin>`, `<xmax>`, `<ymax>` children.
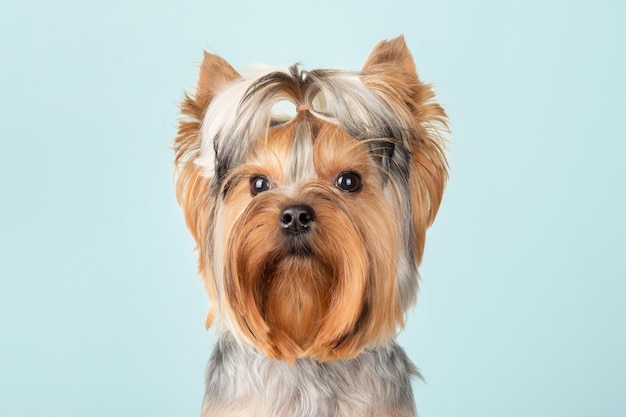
<box><xmin>174</xmin><ymin>35</ymin><xmax>448</xmax><ymax>417</ymax></box>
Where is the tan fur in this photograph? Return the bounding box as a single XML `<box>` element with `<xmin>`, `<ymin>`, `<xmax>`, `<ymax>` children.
<box><xmin>362</xmin><ymin>36</ymin><xmax>448</xmax><ymax>263</ymax></box>
<box><xmin>174</xmin><ymin>37</ymin><xmax>447</xmax><ymax>361</ymax></box>
<box><xmin>174</xmin><ymin>53</ymin><xmax>240</xmax><ymax>327</ymax></box>
<box><xmin>211</xmin><ymin>121</ymin><xmax>403</xmax><ymax>361</ymax></box>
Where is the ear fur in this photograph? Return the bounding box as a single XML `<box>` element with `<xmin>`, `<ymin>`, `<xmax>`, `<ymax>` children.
<box><xmin>174</xmin><ymin>53</ymin><xmax>240</xmax><ymax>327</ymax></box>
<box><xmin>362</xmin><ymin>36</ymin><xmax>449</xmax><ymax>263</ymax></box>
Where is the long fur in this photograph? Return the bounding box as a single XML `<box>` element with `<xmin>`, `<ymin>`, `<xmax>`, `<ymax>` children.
<box><xmin>202</xmin><ymin>333</ymin><xmax>420</xmax><ymax>417</ymax></box>
<box><xmin>174</xmin><ymin>35</ymin><xmax>448</xmax><ymax>417</ymax></box>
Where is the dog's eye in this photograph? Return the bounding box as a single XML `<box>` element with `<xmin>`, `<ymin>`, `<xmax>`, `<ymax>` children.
<box><xmin>250</xmin><ymin>175</ymin><xmax>272</xmax><ymax>196</ymax></box>
<box><xmin>335</xmin><ymin>171</ymin><xmax>362</xmax><ymax>193</ymax></box>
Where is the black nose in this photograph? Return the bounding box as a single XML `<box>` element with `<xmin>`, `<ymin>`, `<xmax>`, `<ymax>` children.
<box><xmin>280</xmin><ymin>204</ymin><xmax>315</xmax><ymax>234</ymax></box>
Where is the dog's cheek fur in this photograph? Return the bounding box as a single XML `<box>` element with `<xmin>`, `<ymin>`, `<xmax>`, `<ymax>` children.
<box><xmin>173</xmin><ymin>53</ymin><xmax>240</xmax><ymax>326</ymax></box>
<box><xmin>311</xmin><ymin>126</ymin><xmax>405</xmax><ymax>359</ymax></box>
<box><xmin>361</xmin><ymin>36</ymin><xmax>449</xmax><ymax>264</ymax></box>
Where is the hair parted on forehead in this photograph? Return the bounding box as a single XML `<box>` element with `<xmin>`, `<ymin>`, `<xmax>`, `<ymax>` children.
<box><xmin>196</xmin><ymin>64</ymin><xmax>417</xmax><ymax>190</ymax></box>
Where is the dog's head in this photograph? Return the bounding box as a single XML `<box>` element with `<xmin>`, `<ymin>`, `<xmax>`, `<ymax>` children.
<box><xmin>174</xmin><ymin>36</ymin><xmax>447</xmax><ymax>361</ymax></box>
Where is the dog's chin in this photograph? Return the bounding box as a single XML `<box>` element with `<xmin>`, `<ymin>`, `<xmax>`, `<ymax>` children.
<box><xmin>228</xmin><ymin>223</ymin><xmax>368</xmax><ymax>360</ymax></box>
<box><xmin>257</xmin><ymin>250</ymin><xmax>335</xmax><ymax>351</ymax></box>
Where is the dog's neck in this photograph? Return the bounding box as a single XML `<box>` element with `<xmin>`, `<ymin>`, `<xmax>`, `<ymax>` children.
<box><xmin>201</xmin><ymin>331</ymin><xmax>420</xmax><ymax>417</ymax></box>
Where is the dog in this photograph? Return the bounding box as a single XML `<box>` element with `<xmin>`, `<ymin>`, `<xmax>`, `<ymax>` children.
<box><xmin>174</xmin><ymin>35</ymin><xmax>448</xmax><ymax>417</ymax></box>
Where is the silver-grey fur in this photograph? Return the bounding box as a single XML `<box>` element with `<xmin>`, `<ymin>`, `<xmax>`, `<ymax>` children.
<box><xmin>202</xmin><ymin>332</ymin><xmax>420</xmax><ymax>417</ymax></box>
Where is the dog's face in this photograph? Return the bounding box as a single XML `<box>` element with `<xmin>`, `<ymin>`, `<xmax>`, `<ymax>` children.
<box><xmin>175</xmin><ymin>36</ymin><xmax>447</xmax><ymax>362</ymax></box>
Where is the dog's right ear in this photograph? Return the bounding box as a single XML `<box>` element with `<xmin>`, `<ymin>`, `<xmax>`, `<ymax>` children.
<box><xmin>175</xmin><ymin>52</ymin><xmax>239</xmax><ymax>180</ymax></box>
<box><xmin>195</xmin><ymin>52</ymin><xmax>240</xmax><ymax>114</ymax></box>
<box><xmin>174</xmin><ymin>53</ymin><xmax>239</xmax><ymax>328</ymax></box>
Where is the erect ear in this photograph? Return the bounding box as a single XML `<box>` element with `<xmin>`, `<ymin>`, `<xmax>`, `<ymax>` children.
<box><xmin>361</xmin><ymin>35</ymin><xmax>431</xmax><ymax>117</ymax></box>
<box><xmin>175</xmin><ymin>52</ymin><xmax>240</xmax><ymax>239</ymax></box>
<box><xmin>362</xmin><ymin>35</ymin><xmax>418</xmax><ymax>82</ymax></box>
<box><xmin>174</xmin><ymin>52</ymin><xmax>240</xmax><ymax>328</ymax></box>
<box><xmin>195</xmin><ymin>52</ymin><xmax>240</xmax><ymax>114</ymax></box>
<box><xmin>363</xmin><ymin>36</ymin><xmax>449</xmax><ymax>265</ymax></box>
<box><xmin>175</xmin><ymin>52</ymin><xmax>240</xmax><ymax>177</ymax></box>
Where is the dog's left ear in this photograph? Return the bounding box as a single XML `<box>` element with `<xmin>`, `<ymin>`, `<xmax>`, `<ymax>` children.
<box><xmin>362</xmin><ymin>35</ymin><xmax>420</xmax><ymax>86</ymax></box>
<box><xmin>362</xmin><ymin>36</ymin><xmax>449</xmax><ymax>263</ymax></box>
<box><xmin>174</xmin><ymin>53</ymin><xmax>240</xmax><ymax>327</ymax></box>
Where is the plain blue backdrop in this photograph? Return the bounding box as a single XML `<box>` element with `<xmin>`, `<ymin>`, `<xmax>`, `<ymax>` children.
<box><xmin>1</xmin><ymin>1</ymin><xmax>625</xmax><ymax>416</ymax></box>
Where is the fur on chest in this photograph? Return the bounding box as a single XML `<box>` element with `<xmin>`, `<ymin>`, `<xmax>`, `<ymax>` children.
<box><xmin>201</xmin><ymin>334</ymin><xmax>419</xmax><ymax>417</ymax></box>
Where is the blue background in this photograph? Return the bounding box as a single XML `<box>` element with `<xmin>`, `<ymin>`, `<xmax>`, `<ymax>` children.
<box><xmin>1</xmin><ymin>1</ymin><xmax>625</xmax><ymax>416</ymax></box>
